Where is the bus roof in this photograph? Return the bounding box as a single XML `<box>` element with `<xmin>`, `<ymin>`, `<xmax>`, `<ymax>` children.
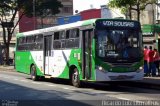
<box><xmin>16</xmin><ymin>19</ymin><xmax>97</xmax><ymax>37</ymax></box>
<box><xmin>16</xmin><ymin>18</ymin><xmax>140</xmax><ymax>37</ymax></box>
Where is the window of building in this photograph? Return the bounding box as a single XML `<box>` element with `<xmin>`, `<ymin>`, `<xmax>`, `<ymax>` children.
<box><xmin>62</xmin><ymin>6</ymin><xmax>73</xmax><ymax>13</ymax></box>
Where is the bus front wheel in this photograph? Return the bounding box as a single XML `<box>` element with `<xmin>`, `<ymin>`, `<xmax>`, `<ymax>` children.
<box><xmin>31</xmin><ymin>65</ymin><xmax>38</xmax><ymax>81</ymax></box>
<box><xmin>71</xmin><ymin>68</ymin><xmax>80</xmax><ymax>87</ymax></box>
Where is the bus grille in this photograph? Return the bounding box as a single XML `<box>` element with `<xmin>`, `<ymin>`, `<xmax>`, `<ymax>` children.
<box><xmin>109</xmin><ymin>75</ymin><xmax>134</xmax><ymax>80</ymax></box>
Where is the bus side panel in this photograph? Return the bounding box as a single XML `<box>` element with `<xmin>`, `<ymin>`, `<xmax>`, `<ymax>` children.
<box><xmin>47</xmin><ymin>50</ymin><xmax>71</xmax><ymax>78</ymax></box>
<box><xmin>30</xmin><ymin>51</ymin><xmax>44</xmax><ymax>76</ymax></box>
<box><xmin>56</xmin><ymin>50</ymin><xmax>70</xmax><ymax>79</ymax></box>
<box><xmin>58</xmin><ymin>38</ymin><xmax>96</xmax><ymax>81</ymax></box>
<box><xmin>51</xmin><ymin>49</ymin><xmax>81</xmax><ymax>79</ymax></box>
<box><xmin>15</xmin><ymin>51</ymin><xmax>44</xmax><ymax>76</ymax></box>
<box><xmin>15</xmin><ymin>51</ymin><xmax>30</xmax><ymax>74</ymax></box>
<box><xmin>68</xmin><ymin>49</ymin><xmax>82</xmax><ymax>79</ymax></box>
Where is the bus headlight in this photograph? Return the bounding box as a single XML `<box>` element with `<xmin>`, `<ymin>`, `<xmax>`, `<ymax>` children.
<box><xmin>137</xmin><ymin>66</ymin><xmax>143</xmax><ymax>73</ymax></box>
<box><xmin>98</xmin><ymin>66</ymin><xmax>103</xmax><ymax>71</ymax></box>
<box><xmin>97</xmin><ymin>66</ymin><xmax>108</xmax><ymax>73</ymax></box>
<box><xmin>139</xmin><ymin>66</ymin><xmax>143</xmax><ymax>70</ymax></box>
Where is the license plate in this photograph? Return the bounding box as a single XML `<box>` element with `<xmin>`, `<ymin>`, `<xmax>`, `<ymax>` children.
<box><xmin>117</xmin><ymin>75</ymin><xmax>127</xmax><ymax>79</ymax></box>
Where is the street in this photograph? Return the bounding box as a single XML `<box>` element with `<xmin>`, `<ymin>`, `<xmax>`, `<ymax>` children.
<box><xmin>0</xmin><ymin>71</ymin><xmax>160</xmax><ymax>106</ymax></box>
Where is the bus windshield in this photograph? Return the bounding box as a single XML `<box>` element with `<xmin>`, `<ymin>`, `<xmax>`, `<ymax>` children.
<box><xmin>96</xmin><ymin>29</ymin><xmax>143</xmax><ymax>63</ymax></box>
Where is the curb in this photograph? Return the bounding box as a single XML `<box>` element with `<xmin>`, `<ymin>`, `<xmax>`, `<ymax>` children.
<box><xmin>119</xmin><ymin>81</ymin><xmax>160</xmax><ymax>90</ymax></box>
<box><xmin>0</xmin><ymin>68</ymin><xmax>160</xmax><ymax>90</ymax></box>
<box><xmin>138</xmin><ymin>82</ymin><xmax>160</xmax><ymax>90</ymax></box>
<box><xmin>0</xmin><ymin>66</ymin><xmax>15</xmax><ymax>72</ymax></box>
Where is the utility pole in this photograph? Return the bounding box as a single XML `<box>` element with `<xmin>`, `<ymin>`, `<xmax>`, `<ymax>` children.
<box><xmin>152</xmin><ymin>4</ymin><xmax>155</xmax><ymax>25</ymax></box>
<box><xmin>33</xmin><ymin>0</ymin><xmax>36</xmax><ymax>30</ymax></box>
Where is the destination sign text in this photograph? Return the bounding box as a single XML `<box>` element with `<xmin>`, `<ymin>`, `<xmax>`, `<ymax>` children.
<box><xmin>102</xmin><ymin>21</ymin><xmax>135</xmax><ymax>27</ymax></box>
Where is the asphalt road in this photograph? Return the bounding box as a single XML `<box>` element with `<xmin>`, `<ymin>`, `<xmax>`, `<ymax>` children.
<box><xmin>0</xmin><ymin>71</ymin><xmax>160</xmax><ymax>106</ymax></box>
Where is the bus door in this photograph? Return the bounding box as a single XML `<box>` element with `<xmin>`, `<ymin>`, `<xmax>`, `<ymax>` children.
<box><xmin>44</xmin><ymin>35</ymin><xmax>52</xmax><ymax>75</ymax></box>
<box><xmin>82</xmin><ymin>29</ymin><xmax>93</xmax><ymax>79</ymax></box>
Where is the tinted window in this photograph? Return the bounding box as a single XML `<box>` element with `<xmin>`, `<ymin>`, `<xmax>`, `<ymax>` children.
<box><xmin>65</xmin><ymin>28</ymin><xmax>79</xmax><ymax>48</ymax></box>
<box><xmin>17</xmin><ymin>34</ymin><xmax>43</xmax><ymax>51</ymax></box>
<box><xmin>52</xmin><ymin>29</ymin><xmax>80</xmax><ymax>49</ymax></box>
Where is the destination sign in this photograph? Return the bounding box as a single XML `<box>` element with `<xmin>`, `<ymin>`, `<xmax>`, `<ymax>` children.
<box><xmin>96</xmin><ymin>20</ymin><xmax>140</xmax><ymax>29</ymax></box>
<box><xmin>103</xmin><ymin>21</ymin><xmax>134</xmax><ymax>27</ymax></box>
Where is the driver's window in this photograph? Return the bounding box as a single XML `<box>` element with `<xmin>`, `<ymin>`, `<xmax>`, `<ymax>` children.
<box><xmin>97</xmin><ymin>30</ymin><xmax>108</xmax><ymax>57</ymax></box>
<box><xmin>128</xmin><ymin>31</ymin><xmax>138</xmax><ymax>48</ymax></box>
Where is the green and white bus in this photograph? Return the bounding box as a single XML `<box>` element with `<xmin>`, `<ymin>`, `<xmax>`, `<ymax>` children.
<box><xmin>15</xmin><ymin>18</ymin><xmax>144</xmax><ymax>87</ymax></box>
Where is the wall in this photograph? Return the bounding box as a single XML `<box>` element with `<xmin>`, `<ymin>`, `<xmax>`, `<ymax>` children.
<box><xmin>19</xmin><ymin>12</ymin><xmax>36</xmax><ymax>32</ymax></box>
<box><xmin>57</xmin><ymin>15</ymin><xmax>81</xmax><ymax>25</ymax></box>
<box><xmin>80</xmin><ymin>9</ymin><xmax>101</xmax><ymax>20</ymax></box>
<box><xmin>142</xmin><ymin>24</ymin><xmax>160</xmax><ymax>52</ymax></box>
<box><xmin>101</xmin><ymin>5</ymin><xmax>125</xmax><ymax>19</ymax></box>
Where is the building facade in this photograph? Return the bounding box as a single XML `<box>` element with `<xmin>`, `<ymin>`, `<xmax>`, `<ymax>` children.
<box><xmin>140</xmin><ymin>2</ymin><xmax>160</xmax><ymax>52</ymax></box>
<box><xmin>19</xmin><ymin>0</ymin><xmax>73</xmax><ymax>32</ymax></box>
<box><xmin>2</xmin><ymin>0</ymin><xmax>160</xmax><ymax>58</ymax></box>
<box><xmin>0</xmin><ymin>0</ymin><xmax>73</xmax><ymax>61</ymax></box>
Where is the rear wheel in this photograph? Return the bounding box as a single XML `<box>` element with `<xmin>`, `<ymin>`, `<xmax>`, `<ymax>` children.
<box><xmin>31</xmin><ymin>65</ymin><xmax>38</xmax><ymax>81</ymax></box>
<box><xmin>71</xmin><ymin>68</ymin><xmax>81</xmax><ymax>87</ymax></box>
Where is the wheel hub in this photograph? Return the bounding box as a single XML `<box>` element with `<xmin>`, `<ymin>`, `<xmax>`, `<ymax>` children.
<box><xmin>73</xmin><ymin>72</ymin><xmax>78</xmax><ymax>82</ymax></box>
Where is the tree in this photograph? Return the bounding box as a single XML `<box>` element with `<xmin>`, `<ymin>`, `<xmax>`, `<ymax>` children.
<box><xmin>108</xmin><ymin>0</ymin><xmax>157</xmax><ymax>21</ymax></box>
<box><xmin>0</xmin><ymin>0</ymin><xmax>63</xmax><ymax>65</ymax></box>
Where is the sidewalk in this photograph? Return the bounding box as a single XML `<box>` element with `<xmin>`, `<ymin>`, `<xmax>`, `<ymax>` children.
<box><xmin>142</xmin><ymin>77</ymin><xmax>160</xmax><ymax>85</ymax></box>
<box><xmin>0</xmin><ymin>66</ymin><xmax>160</xmax><ymax>89</ymax></box>
<box><xmin>0</xmin><ymin>65</ymin><xmax>15</xmax><ymax>71</ymax></box>
<box><xmin>136</xmin><ymin>77</ymin><xmax>160</xmax><ymax>89</ymax></box>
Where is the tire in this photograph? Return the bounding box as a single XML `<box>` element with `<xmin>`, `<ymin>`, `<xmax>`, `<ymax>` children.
<box><xmin>31</xmin><ymin>65</ymin><xmax>38</xmax><ymax>81</ymax></box>
<box><xmin>71</xmin><ymin>68</ymin><xmax>81</xmax><ymax>87</ymax></box>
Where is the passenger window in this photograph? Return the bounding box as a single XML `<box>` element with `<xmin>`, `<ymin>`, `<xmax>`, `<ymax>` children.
<box><xmin>54</xmin><ymin>32</ymin><xmax>60</xmax><ymax>40</ymax></box>
<box><xmin>53</xmin><ymin>32</ymin><xmax>61</xmax><ymax>49</ymax></box>
<box><xmin>65</xmin><ymin>28</ymin><xmax>80</xmax><ymax>48</ymax></box>
<box><xmin>53</xmin><ymin>29</ymin><xmax>80</xmax><ymax>49</ymax></box>
<box><xmin>59</xmin><ymin>31</ymin><xmax>65</xmax><ymax>39</ymax></box>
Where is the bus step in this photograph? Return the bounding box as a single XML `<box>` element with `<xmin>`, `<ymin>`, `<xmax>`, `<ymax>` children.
<box><xmin>45</xmin><ymin>75</ymin><xmax>51</xmax><ymax>79</ymax></box>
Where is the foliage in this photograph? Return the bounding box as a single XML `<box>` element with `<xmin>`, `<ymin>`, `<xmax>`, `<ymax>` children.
<box><xmin>19</xmin><ymin>0</ymin><xmax>63</xmax><ymax>17</ymax></box>
<box><xmin>0</xmin><ymin>0</ymin><xmax>63</xmax><ymax>65</ymax></box>
<box><xmin>108</xmin><ymin>0</ymin><xmax>157</xmax><ymax>20</ymax></box>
